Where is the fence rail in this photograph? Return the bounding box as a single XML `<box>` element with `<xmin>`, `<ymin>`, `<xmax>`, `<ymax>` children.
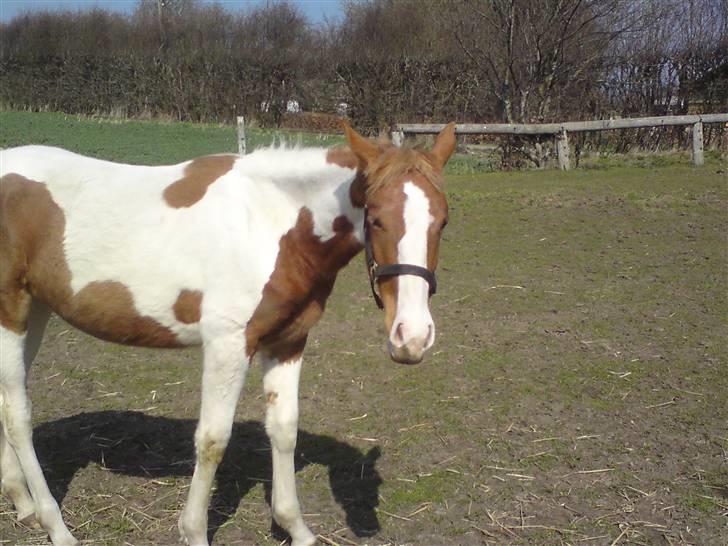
<box><xmin>394</xmin><ymin>113</ymin><xmax>728</xmax><ymax>169</ymax></box>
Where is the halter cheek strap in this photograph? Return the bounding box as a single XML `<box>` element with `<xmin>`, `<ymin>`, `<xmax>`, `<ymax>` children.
<box><xmin>364</xmin><ymin>208</ymin><xmax>438</xmax><ymax>310</ymax></box>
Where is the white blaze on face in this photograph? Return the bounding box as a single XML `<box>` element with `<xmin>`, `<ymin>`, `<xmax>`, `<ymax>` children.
<box><xmin>388</xmin><ymin>182</ymin><xmax>436</xmax><ymax>360</ymax></box>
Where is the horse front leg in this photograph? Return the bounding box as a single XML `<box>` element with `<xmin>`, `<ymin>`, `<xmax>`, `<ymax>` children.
<box><xmin>178</xmin><ymin>331</ymin><xmax>248</xmax><ymax>546</ymax></box>
<box><xmin>262</xmin><ymin>353</ymin><xmax>316</xmax><ymax>546</ymax></box>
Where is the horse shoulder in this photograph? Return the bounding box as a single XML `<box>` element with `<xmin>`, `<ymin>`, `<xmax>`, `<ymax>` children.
<box><xmin>244</xmin><ymin>204</ymin><xmax>362</xmax><ymax>361</ymax></box>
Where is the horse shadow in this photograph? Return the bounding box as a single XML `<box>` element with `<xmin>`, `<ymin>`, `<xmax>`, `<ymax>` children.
<box><xmin>32</xmin><ymin>411</ymin><xmax>382</xmax><ymax>542</ymax></box>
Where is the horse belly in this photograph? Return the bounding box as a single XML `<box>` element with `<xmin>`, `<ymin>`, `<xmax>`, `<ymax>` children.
<box><xmin>23</xmin><ymin>230</ymin><xmax>204</xmax><ymax>348</ymax></box>
<box><xmin>48</xmin><ymin>279</ymin><xmax>203</xmax><ymax>348</ymax></box>
<box><xmin>38</xmin><ymin>223</ymin><xmax>207</xmax><ymax>348</ymax></box>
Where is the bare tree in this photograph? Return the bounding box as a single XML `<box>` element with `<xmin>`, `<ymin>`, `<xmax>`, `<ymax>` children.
<box><xmin>329</xmin><ymin>0</ymin><xmax>472</xmax><ymax>132</ymax></box>
<box><xmin>1</xmin><ymin>0</ymin><xmax>723</xmax><ymax>136</ymax></box>
<box><xmin>445</xmin><ymin>0</ymin><xmax>652</xmax><ymax>123</ymax></box>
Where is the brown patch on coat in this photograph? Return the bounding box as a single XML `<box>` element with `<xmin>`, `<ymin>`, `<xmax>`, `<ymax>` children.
<box><xmin>0</xmin><ymin>175</ymin><xmax>33</xmax><ymax>333</ymax></box>
<box><xmin>163</xmin><ymin>155</ymin><xmax>236</xmax><ymax>208</ymax></box>
<box><xmin>0</xmin><ymin>173</ymin><xmax>181</xmax><ymax>347</ymax></box>
<box><xmin>173</xmin><ymin>289</ymin><xmax>203</xmax><ymax>324</ymax></box>
<box><xmin>245</xmin><ymin>208</ymin><xmax>363</xmax><ymax>363</ymax></box>
<box><xmin>266</xmin><ymin>391</ymin><xmax>279</xmax><ymax>405</ymax></box>
<box><xmin>69</xmin><ymin>281</ymin><xmax>181</xmax><ymax>346</ymax></box>
<box><xmin>364</xmin><ymin>181</ymin><xmax>406</xmax><ymax>334</ymax></box>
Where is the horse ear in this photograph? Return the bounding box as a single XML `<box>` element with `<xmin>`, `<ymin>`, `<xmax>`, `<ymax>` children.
<box><xmin>430</xmin><ymin>122</ymin><xmax>457</xmax><ymax>170</ymax></box>
<box><xmin>343</xmin><ymin>122</ymin><xmax>380</xmax><ymax>167</ymax></box>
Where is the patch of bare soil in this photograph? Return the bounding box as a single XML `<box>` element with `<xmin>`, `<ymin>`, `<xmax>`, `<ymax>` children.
<box><xmin>2</xmin><ymin>167</ymin><xmax>727</xmax><ymax>545</ymax></box>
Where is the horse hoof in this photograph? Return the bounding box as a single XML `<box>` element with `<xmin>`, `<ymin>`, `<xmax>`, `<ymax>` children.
<box><xmin>292</xmin><ymin>533</ymin><xmax>318</xmax><ymax>546</ymax></box>
<box><xmin>177</xmin><ymin>526</ymin><xmax>206</xmax><ymax>546</ymax></box>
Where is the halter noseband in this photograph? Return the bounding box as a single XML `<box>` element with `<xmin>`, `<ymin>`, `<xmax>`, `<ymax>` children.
<box><xmin>363</xmin><ymin>207</ymin><xmax>437</xmax><ymax>309</ymax></box>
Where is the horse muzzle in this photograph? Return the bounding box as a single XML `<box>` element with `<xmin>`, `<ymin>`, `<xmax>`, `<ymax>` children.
<box><xmin>387</xmin><ymin>320</ymin><xmax>434</xmax><ymax>364</ymax></box>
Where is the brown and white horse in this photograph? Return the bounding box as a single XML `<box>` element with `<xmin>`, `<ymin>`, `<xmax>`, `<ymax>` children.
<box><xmin>0</xmin><ymin>123</ymin><xmax>455</xmax><ymax>546</ymax></box>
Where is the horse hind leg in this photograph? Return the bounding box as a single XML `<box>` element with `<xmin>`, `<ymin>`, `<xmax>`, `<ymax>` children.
<box><xmin>1</xmin><ymin>295</ymin><xmax>76</xmax><ymax>545</ymax></box>
<box><xmin>1</xmin><ymin>299</ymin><xmax>51</xmax><ymax>528</ymax></box>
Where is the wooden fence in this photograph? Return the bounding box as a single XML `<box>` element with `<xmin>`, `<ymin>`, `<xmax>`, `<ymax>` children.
<box><xmin>393</xmin><ymin>113</ymin><xmax>728</xmax><ymax>169</ymax></box>
<box><xmin>237</xmin><ymin>116</ymin><xmax>247</xmax><ymax>155</ymax></box>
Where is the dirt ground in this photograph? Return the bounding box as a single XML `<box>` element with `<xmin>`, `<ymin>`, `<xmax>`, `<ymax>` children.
<box><xmin>1</xmin><ymin>162</ymin><xmax>726</xmax><ymax>546</ymax></box>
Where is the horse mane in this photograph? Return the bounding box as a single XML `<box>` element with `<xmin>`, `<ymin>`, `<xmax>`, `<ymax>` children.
<box><xmin>365</xmin><ymin>145</ymin><xmax>444</xmax><ymax>197</ymax></box>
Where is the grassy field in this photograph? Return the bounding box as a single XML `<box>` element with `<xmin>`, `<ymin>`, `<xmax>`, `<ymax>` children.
<box><xmin>1</xmin><ymin>112</ymin><xmax>726</xmax><ymax>545</ymax></box>
<box><xmin>0</xmin><ymin>111</ymin><xmax>342</xmax><ymax>164</ymax></box>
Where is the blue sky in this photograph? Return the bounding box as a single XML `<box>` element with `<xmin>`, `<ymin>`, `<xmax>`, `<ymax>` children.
<box><xmin>0</xmin><ymin>0</ymin><xmax>344</xmax><ymax>24</ymax></box>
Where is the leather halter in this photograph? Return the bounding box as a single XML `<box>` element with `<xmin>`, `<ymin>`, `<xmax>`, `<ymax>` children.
<box><xmin>363</xmin><ymin>207</ymin><xmax>437</xmax><ymax>309</ymax></box>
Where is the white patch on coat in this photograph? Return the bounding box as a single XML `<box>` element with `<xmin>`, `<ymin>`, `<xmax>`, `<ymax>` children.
<box><xmin>390</xmin><ymin>182</ymin><xmax>435</xmax><ymax>348</ymax></box>
<box><xmin>233</xmin><ymin>147</ymin><xmax>363</xmax><ymax>242</ymax></box>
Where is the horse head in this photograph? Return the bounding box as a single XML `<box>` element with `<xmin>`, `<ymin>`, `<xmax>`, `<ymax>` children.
<box><xmin>345</xmin><ymin>123</ymin><xmax>456</xmax><ymax>364</ymax></box>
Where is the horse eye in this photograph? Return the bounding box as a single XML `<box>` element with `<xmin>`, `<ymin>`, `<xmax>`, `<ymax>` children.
<box><xmin>371</xmin><ymin>217</ymin><xmax>384</xmax><ymax>230</ymax></box>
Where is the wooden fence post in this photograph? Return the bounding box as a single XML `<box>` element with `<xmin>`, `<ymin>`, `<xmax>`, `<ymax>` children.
<box><xmin>692</xmin><ymin>121</ymin><xmax>704</xmax><ymax>166</ymax></box>
<box><xmin>556</xmin><ymin>129</ymin><xmax>571</xmax><ymax>170</ymax></box>
<box><xmin>391</xmin><ymin>130</ymin><xmax>404</xmax><ymax>147</ymax></box>
<box><xmin>237</xmin><ymin>116</ymin><xmax>246</xmax><ymax>155</ymax></box>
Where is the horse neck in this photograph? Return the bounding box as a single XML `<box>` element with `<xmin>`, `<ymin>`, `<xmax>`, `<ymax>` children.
<box><xmin>240</xmin><ymin>147</ymin><xmax>365</xmax><ymax>243</ymax></box>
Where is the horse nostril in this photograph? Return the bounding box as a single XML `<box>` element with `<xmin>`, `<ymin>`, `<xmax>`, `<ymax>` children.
<box><xmin>425</xmin><ymin>324</ymin><xmax>434</xmax><ymax>348</ymax></box>
<box><xmin>394</xmin><ymin>322</ymin><xmax>405</xmax><ymax>345</ymax></box>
